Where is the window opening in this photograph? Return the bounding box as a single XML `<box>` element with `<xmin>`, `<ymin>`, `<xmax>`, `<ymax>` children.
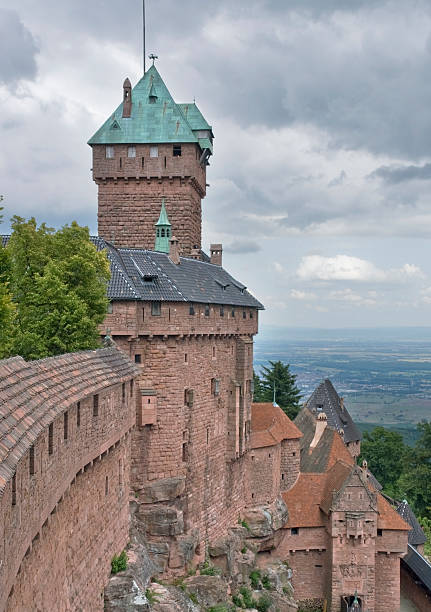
<box><xmin>220</xmin><ymin>305</ymin><xmax>224</xmax><ymax>317</ymax></box>
<box><xmin>134</xmin><ymin>354</ymin><xmax>142</xmax><ymax>364</ymax></box>
<box><xmin>291</xmin><ymin>527</ymin><xmax>299</xmax><ymax>535</ymax></box>
<box><xmin>93</xmin><ymin>394</ymin><xmax>99</xmax><ymax>417</ymax></box>
<box><xmin>64</xmin><ymin>411</ymin><xmax>68</xmax><ymax>440</ymax></box>
<box><xmin>151</xmin><ymin>301</ymin><xmax>161</xmax><ymax>316</ymax></box>
<box><xmin>122</xmin><ymin>383</ymin><xmax>126</xmax><ymax>402</ymax></box>
<box><xmin>173</xmin><ymin>145</ymin><xmax>182</xmax><ymax>157</ymax></box>
<box><xmin>206</xmin><ymin>427</ymin><xmax>210</xmax><ymax>444</ymax></box>
<box><xmin>205</xmin><ymin>304</ymin><xmax>210</xmax><ymax>317</ymax></box>
<box><xmin>29</xmin><ymin>445</ymin><xmax>35</xmax><ymax>475</ymax></box>
<box><xmin>106</xmin><ymin>146</ymin><xmax>114</xmax><ymax>159</ymax></box>
<box><xmin>77</xmin><ymin>402</ymin><xmax>81</xmax><ymax>427</ymax></box>
<box><xmin>107</xmin><ymin>302</ymin><xmax>113</xmax><ymax>314</ymax></box>
<box><xmin>231</xmin><ymin>308</ymin><xmax>235</xmax><ymax>318</ymax></box>
<box><xmin>189</xmin><ymin>304</ymin><xmax>195</xmax><ymax>315</ymax></box>
<box><xmin>211</xmin><ymin>378</ymin><xmax>220</xmax><ymax>396</ymax></box>
<box><xmin>150</xmin><ymin>146</ymin><xmax>158</xmax><ymax>158</ymax></box>
<box><xmin>128</xmin><ymin>146</ymin><xmax>136</xmax><ymax>158</ymax></box>
<box><xmin>105</xmin><ymin>476</ymin><xmax>109</xmax><ymax>496</ymax></box>
<box><xmin>142</xmin><ymin>157</ymin><xmax>145</xmax><ymax>168</ymax></box>
<box><xmin>130</xmin><ymin>380</ymin><xmax>134</xmax><ymax>397</ymax></box>
<box><xmin>184</xmin><ymin>353</ymin><xmax>188</xmax><ymax>363</ymax></box>
<box><xmin>164</xmin><ymin>156</ymin><xmax>167</xmax><ymax>168</ymax></box>
<box><xmin>12</xmin><ymin>474</ymin><xmax>17</xmax><ymax>506</ymax></box>
<box><xmin>243</xmin><ymin>310</ymin><xmax>246</xmax><ymax>319</ymax></box>
<box><xmin>48</xmin><ymin>423</ymin><xmax>53</xmax><ymax>455</ymax></box>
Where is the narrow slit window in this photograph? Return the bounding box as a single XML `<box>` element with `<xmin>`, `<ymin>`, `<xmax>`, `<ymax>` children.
<box><xmin>93</xmin><ymin>394</ymin><xmax>99</xmax><ymax>417</ymax></box>
<box><xmin>12</xmin><ymin>474</ymin><xmax>16</xmax><ymax>506</ymax></box>
<box><xmin>130</xmin><ymin>380</ymin><xmax>134</xmax><ymax>397</ymax></box>
<box><xmin>48</xmin><ymin>423</ymin><xmax>54</xmax><ymax>455</ymax></box>
<box><xmin>64</xmin><ymin>411</ymin><xmax>68</xmax><ymax>440</ymax></box>
<box><xmin>29</xmin><ymin>446</ymin><xmax>35</xmax><ymax>475</ymax></box>
<box><xmin>205</xmin><ymin>304</ymin><xmax>210</xmax><ymax>317</ymax></box>
<box><xmin>231</xmin><ymin>308</ymin><xmax>235</xmax><ymax>318</ymax></box>
<box><xmin>122</xmin><ymin>382</ymin><xmax>126</xmax><ymax>402</ymax></box>
<box><xmin>77</xmin><ymin>402</ymin><xmax>81</xmax><ymax>427</ymax></box>
<box><xmin>220</xmin><ymin>305</ymin><xmax>224</xmax><ymax>317</ymax></box>
<box><xmin>142</xmin><ymin>156</ymin><xmax>145</xmax><ymax>168</ymax></box>
<box><xmin>105</xmin><ymin>476</ymin><xmax>109</xmax><ymax>496</ymax></box>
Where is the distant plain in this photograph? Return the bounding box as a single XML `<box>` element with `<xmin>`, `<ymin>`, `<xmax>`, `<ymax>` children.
<box><xmin>254</xmin><ymin>327</ymin><xmax>431</xmax><ymax>445</ymax></box>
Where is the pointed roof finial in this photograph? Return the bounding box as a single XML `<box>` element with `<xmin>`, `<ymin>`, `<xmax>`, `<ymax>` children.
<box><xmin>155</xmin><ymin>198</ymin><xmax>171</xmax><ymax>227</ymax></box>
<box><xmin>149</xmin><ymin>53</ymin><xmax>158</xmax><ymax>66</ymax></box>
<box><xmin>154</xmin><ymin>199</ymin><xmax>172</xmax><ymax>254</ymax></box>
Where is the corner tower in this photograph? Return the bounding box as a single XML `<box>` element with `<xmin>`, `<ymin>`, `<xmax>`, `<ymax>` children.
<box><xmin>88</xmin><ymin>64</ymin><xmax>213</xmax><ymax>255</ymax></box>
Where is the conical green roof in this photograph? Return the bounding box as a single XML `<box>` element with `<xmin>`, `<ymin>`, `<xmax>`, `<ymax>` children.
<box><xmin>88</xmin><ymin>65</ymin><xmax>206</xmax><ymax>145</ymax></box>
<box><xmin>155</xmin><ymin>198</ymin><xmax>171</xmax><ymax>227</ymax></box>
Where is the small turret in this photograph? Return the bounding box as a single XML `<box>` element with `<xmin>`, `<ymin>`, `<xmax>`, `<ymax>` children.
<box><xmin>122</xmin><ymin>78</ymin><xmax>132</xmax><ymax>118</ymax></box>
<box><xmin>154</xmin><ymin>199</ymin><xmax>171</xmax><ymax>253</ymax></box>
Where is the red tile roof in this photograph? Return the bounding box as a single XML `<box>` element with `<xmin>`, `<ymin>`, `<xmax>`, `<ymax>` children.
<box><xmin>377</xmin><ymin>494</ymin><xmax>410</xmax><ymax>531</ymax></box>
<box><xmin>282</xmin><ymin>473</ymin><xmax>327</xmax><ymax>527</ymax></box>
<box><xmin>0</xmin><ymin>347</ymin><xmax>138</xmax><ymax>496</ymax></box>
<box><xmin>251</xmin><ymin>403</ymin><xmax>303</xmax><ymax>449</ymax></box>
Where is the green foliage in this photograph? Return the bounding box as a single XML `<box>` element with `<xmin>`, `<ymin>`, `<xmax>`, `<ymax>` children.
<box><xmin>239</xmin><ymin>586</ymin><xmax>254</xmax><ymax>608</ymax></box>
<box><xmin>256</xmin><ymin>594</ymin><xmax>272</xmax><ymax>612</ymax></box>
<box><xmin>3</xmin><ymin>217</ymin><xmax>110</xmax><ymax>360</ymax></box>
<box><xmin>188</xmin><ymin>591</ymin><xmax>198</xmax><ymax>604</ymax></box>
<box><xmin>0</xmin><ymin>209</ymin><xmax>15</xmax><ymax>358</ymax></box>
<box><xmin>241</xmin><ymin>546</ymin><xmax>247</xmax><ymax>554</ymax></box>
<box><xmin>398</xmin><ymin>421</ymin><xmax>431</xmax><ymax>518</ymax></box>
<box><xmin>359</xmin><ymin>426</ymin><xmax>407</xmax><ymax>496</ymax></box>
<box><xmin>200</xmin><ymin>560</ymin><xmax>221</xmax><ymax>576</ymax></box>
<box><xmin>261</xmin><ymin>575</ymin><xmax>272</xmax><ymax>590</ymax></box>
<box><xmin>207</xmin><ymin>606</ymin><xmax>234</xmax><ymax>612</ymax></box>
<box><xmin>249</xmin><ymin>569</ymin><xmax>261</xmax><ymax>589</ymax></box>
<box><xmin>111</xmin><ymin>550</ymin><xmax>127</xmax><ymax>574</ymax></box>
<box><xmin>253</xmin><ymin>360</ymin><xmax>302</xmax><ymax>419</ymax></box>
<box><xmin>237</xmin><ymin>517</ymin><xmax>250</xmax><ymax>531</ymax></box>
<box><xmin>232</xmin><ymin>593</ymin><xmax>243</xmax><ymax>607</ymax></box>
<box><xmin>145</xmin><ymin>588</ymin><xmax>159</xmax><ymax>604</ymax></box>
<box><xmin>418</xmin><ymin>517</ymin><xmax>431</xmax><ymax>557</ymax></box>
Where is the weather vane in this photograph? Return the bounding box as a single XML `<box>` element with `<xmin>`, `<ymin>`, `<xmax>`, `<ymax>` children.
<box><xmin>149</xmin><ymin>53</ymin><xmax>158</xmax><ymax>65</ymax></box>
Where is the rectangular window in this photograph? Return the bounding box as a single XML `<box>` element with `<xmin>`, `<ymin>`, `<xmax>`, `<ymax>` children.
<box><xmin>173</xmin><ymin>144</ymin><xmax>182</xmax><ymax>157</ymax></box>
<box><xmin>151</xmin><ymin>301</ymin><xmax>161</xmax><ymax>316</ymax></box>
<box><xmin>377</xmin><ymin>529</ymin><xmax>383</xmax><ymax>536</ymax></box>
<box><xmin>250</xmin><ymin>310</ymin><xmax>254</xmax><ymax>319</ymax></box>
<box><xmin>64</xmin><ymin>411</ymin><xmax>68</xmax><ymax>440</ymax></box>
<box><xmin>105</xmin><ymin>476</ymin><xmax>109</xmax><ymax>496</ymax></box>
<box><xmin>291</xmin><ymin>527</ymin><xmax>299</xmax><ymax>535</ymax></box>
<box><xmin>231</xmin><ymin>308</ymin><xmax>235</xmax><ymax>318</ymax></box>
<box><xmin>150</xmin><ymin>146</ymin><xmax>158</xmax><ymax>158</ymax></box>
<box><xmin>205</xmin><ymin>304</ymin><xmax>210</xmax><ymax>317</ymax></box>
<box><xmin>128</xmin><ymin>146</ymin><xmax>136</xmax><ymax>158</ymax></box>
<box><xmin>107</xmin><ymin>302</ymin><xmax>113</xmax><ymax>314</ymax></box>
<box><xmin>189</xmin><ymin>304</ymin><xmax>195</xmax><ymax>315</ymax></box>
<box><xmin>220</xmin><ymin>305</ymin><xmax>224</xmax><ymax>317</ymax></box>
<box><xmin>12</xmin><ymin>473</ymin><xmax>17</xmax><ymax>506</ymax></box>
<box><xmin>243</xmin><ymin>310</ymin><xmax>246</xmax><ymax>319</ymax></box>
<box><xmin>184</xmin><ymin>388</ymin><xmax>194</xmax><ymax>408</ymax></box>
<box><xmin>182</xmin><ymin>443</ymin><xmax>187</xmax><ymax>462</ymax></box>
<box><xmin>134</xmin><ymin>354</ymin><xmax>142</xmax><ymax>364</ymax></box>
<box><xmin>106</xmin><ymin>146</ymin><xmax>114</xmax><ymax>159</ymax></box>
<box><xmin>184</xmin><ymin>353</ymin><xmax>188</xmax><ymax>363</ymax></box>
<box><xmin>93</xmin><ymin>394</ymin><xmax>99</xmax><ymax>417</ymax></box>
<box><xmin>77</xmin><ymin>402</ymin><xmax>81</xmax><ymax>427</ymax></box>
<box><xmin>29</xmin><ymin>445</ymin><xmax>35</xmax><ymax>475</ymax></box>
<box><xmin>122</xmin><ymin>382</ymin><xmax>126</xmax><ymax>402</ymax></box>
<box><xmin>48</xmin><ymin>423</ymin><xmax>53</xmax><ymax>455</ymax></box>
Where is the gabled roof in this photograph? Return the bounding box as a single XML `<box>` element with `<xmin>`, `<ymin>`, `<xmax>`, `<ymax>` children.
<box><xmin>251</xmin><ymin>403</ymin><xmax>302</xmax><ymax>449</ymax></box>
<box><xmin>0</xmin><ymin>347</ymin><xmax>138</xmax><ymax>496</ymax></box>
<box><xmin>305</xmin><ymin>379</ymin><xmax>362</xmax><ymax>444</ymax></box>
<box><xmin>396</xmin><ymin>500</ymin><xmax>426</xmax><ymax>545</ymax></box>
<box><xmin>295</xmin><ymin>407</ymin><xmax>354</xmax><ymax>473</ymax></box>
<box><xmin>94</xmin><ymin>238</ymin><xmax>264</xmax><ymax>308</ymax></box>
<box><xmin>88</xmin><ymin>66</ymin><xmax>211</xmax><ymax>150</ymax></box>
<box><xmin>282</xmin><ymin>473</ymin><xmax>327</xmax><ymax>528</ymax></box>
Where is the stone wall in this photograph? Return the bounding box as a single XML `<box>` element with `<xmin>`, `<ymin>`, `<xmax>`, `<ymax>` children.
<box><xmin>248</xmin><ymin>445</ymin><xmax>281</xmax><ymax>505</ymax></box>
<box><xmin>0</xmin><ymin>375</ymin><xmax>135</xmax><ymax>611</ymax></box>
<box><xmin>92</xmin><ymin>143</ymin><xmax>207</xmax><ymax>254</ymax></box>
<box><xmin>375</xmin><ymin>553</ymin><xmax>400</xmax><ymax>612</ymax></box>
<box><xmin>280</xmin><ymin>438</ymin><xmax>300</xmax><ymax>491</ymax></box>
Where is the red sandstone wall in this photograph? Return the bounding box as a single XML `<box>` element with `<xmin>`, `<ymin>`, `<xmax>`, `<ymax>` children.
<box><xmin>93</xmin><ymin>143</ymin><xmax>206</xmax><ymax>253</ymax></box>
<box><xmin>375</xmin><ymin>553</ymin><xmax>400</xmax><ymax>612</ymax></box>
<box><xmin>280</xmin><ymin>439</ymin><xmax>300</xmax><ymax>491</ymax></box>
<box><xmin>287</xmin><ymin>549</ymin><xmax>328</xmax><ymax>602</ymax></box>
<box><xmin>0</xmin><ymin>381</ymin><xmax>135</xmax><ymax>611</ymax></box>
<box><xmin>401</xmin><ymin>562</ymin><xmax>431</xmax><ymax>612</ymax></box>
<box><xmin>248</xmin><ymin>445</ymin><xmax>281</xmax><ymax>505</ymax></box>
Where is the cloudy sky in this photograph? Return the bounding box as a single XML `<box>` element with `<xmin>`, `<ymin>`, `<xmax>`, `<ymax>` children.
<box><xmin>1</xmin><ymin>0</ymin><xmax>431</xmax><ymax>328</ymax></box>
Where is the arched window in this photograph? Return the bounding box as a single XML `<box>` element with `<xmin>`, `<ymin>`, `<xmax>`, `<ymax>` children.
<box><xmin>161</xmin><ymin>228</ymin><xmax>165</xmax><ymax>237</ymax></box>
<box><xmin>167</xmin><ymin>229</ymin><xmax>170</xmax><ymax>237</ymax></box>
<box><xmin>156</xmin><ymin>229</ymin><xmax>160</xmax><ymax>237</ymax></box>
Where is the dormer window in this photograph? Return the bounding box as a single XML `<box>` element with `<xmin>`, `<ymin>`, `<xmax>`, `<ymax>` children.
<box><xmin>106</xmin><ymin>146</ymin><xmax>114</xmax><ymax>159</ymax></box>
<box><xmin>173</xmin><ymin>145</ymin><xmax>182</xmax><ymax>157</ymax></box>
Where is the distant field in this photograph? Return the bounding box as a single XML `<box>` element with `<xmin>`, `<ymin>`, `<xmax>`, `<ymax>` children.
<box><xmin>346</xmin><ymin>393</ymin><xmax>431</xmax><ymax>426</ymax></box>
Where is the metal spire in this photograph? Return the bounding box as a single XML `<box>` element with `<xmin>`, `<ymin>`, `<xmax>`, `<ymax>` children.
<box><xmin>143</xmin><ymin>0</ymin><xmax>146</xmax><ymax>74</ymax></box>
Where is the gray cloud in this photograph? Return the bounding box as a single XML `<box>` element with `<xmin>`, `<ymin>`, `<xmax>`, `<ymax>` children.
<box><xmin>369</xmin><ymin>163</ymin><xmax>431</xmax><ymax>183</ymax></box>
<box><xmin>224</xmin><ymin>240</ymin><xmax>262</xmax><ymax>254</ymax></box>
<box><xmin>0</xmin><ymin>9</ymin><xmax>38</xmax><ymax>85</ymax></box>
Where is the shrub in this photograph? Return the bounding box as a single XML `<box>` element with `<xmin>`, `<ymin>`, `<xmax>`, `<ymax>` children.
<box><xmin>261</xmin><ymin>575</ymin><xmax>272</xmax><ymax>590</ymax></box>
<box><xmin>239</xmin><ymin>586</ymin><xmax>255</xmax><ymax>608</ymax></box>
<box><xmin>111</xmin><ymin>550</ymin><xmax>127</xmax><ymax>574</ymax></box>
<box><xmin>200</xmin><ymin>560</ymin><xmax>221</xmax><ymax>576</ymax></box>
<box><xmin>249</xmin><ymin>569</ymin><xmax>261</xmax><ymax>589</ymax></box>
<box><xmin>256</xmin><ymin>594</ymin><xmax>272</xmax><ymax>612</ymax></box>
<box><xmin>145</xmin><ymin>588</ymin><xmax>159</xmax><ymax>604</ymax></box>
<box><xmin>241</xmin><ymin>546</ymin><xmax>247</xmax><ymax>554</ymax></box>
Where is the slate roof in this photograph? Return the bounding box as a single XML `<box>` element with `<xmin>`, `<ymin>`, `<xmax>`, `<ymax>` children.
<box><xmin>403</xmin><ymin>544</ymin><xmax>431</xmax><ymax>593</ymax></box>
<box><xmin>94</xmin><ymin>238</ymin><xmax>264</xmax><ymax>308</ymax></box>
<box><xmin>88</xmin><ymin>65</ymin><xmax>213</xmax><ymax>154</ymax></box>
<box><xmin>396</xmin><ymin>500</ymin><xmax>426</xmax><ymax>546</ymax></box>
<box><xmin>0</xmin><ymin>347</ymin><xmax>138</xmax><ymax>496</ymax></box>
<box><xmin>1</xmin><ymin>235</ymin><xmax>263</xmax><ymax>308</ymax></box>
<box><xmin>305</xmin><ymin>379</ymin><xmax>362</xmax><ymax>444</ymax></box>
<box><xmin>251</xmin><ymin>403</ymin><xmax>302</xmax><ymax>449</ymax></box>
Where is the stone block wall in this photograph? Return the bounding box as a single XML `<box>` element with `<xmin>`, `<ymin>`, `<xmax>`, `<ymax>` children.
<box><xmin>280</xmin><ymin>438</ymin><xmax>300</xmax><ymax>491</ymax></box>
<box><xmin>375</xmin><ymin>553</ymin><xmax>400</xmax><ymax>612</ymax></box>
<box><xmin>248</xmin><ymin>445</ymin><xmax>281</xmax><ymax>505</ymax></box>
<box><xmin>92</xmin><ymin>143</ymin><xmax>206</xmax><ymax>254</ymax></box>
<box><xmin>0</xmin><ymin>378</ymin><xmax>135</xmax><ymax>611</ymax></box>
<box><xmin>401</xmin><ymin>561</ymin><xmax>431</xmax><ymax>612</ymax></box>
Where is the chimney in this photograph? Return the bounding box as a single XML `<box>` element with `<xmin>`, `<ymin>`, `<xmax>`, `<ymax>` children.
<box><xmin>190</xmin><ymin>245</ymin><xmax>201</xmax><ymax>260</ymax></box>
<box><xmin>122</xmin><ymin>77</ymin><xmax>132</xmax><ymax>118</ymax></box>
<box><xmin>210</xmin><ymin>244</ymin><xmax>223</xmax><ymax>266</ymax></box>
<box><xmin>169</xmin><ymin>236</ymin><xmax>180</xmax><ymax>265</ymax></box>
<box><xmin>310</xmin><ymin>412</ymin><xmax>328</xmax><ymax>449</ymax></box>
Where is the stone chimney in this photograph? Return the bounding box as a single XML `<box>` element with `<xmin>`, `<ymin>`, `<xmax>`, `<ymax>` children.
<box><xmin>190</xmin><ymin>245</ymin><xmax>201</xmax><ymax>260</ymax></box>
<box><xmin>169</xmin><ymin>236</ymin><xmax>180</xmax><ymax>265</ymax></box>
<box><xmin>210</xmin><ymin>244</ymin><xmax>223</xmax><ymax>266</ymax></box>
<box><xmin>122</xmin><ymin>77</ymin><xmax>132</xmax><ymax>118</ymax></box>
<box><xmin>310</xmin><ymin>412</ymin><xmax>328</xmax><ymax>449</ymax></box>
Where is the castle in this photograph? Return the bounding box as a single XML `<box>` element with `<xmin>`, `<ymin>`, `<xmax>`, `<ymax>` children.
<box><xmin>0</xmin><ymin>62</ymin><xmax>423</xmax><ymax>612</ymax></box>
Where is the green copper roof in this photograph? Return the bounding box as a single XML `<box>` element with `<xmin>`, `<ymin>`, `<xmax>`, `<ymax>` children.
<box><xmin>88</xmin><ymin>65</ymin><xmax>212</xmax><ymax>147</ymax></box>
<box><xmin>178</xmin><ymin>103</ymin><xmax>212</xmax><ymax>132</ymax></box>
<box><xmin>155</xmin><ymin>198</ymin><xmax>171</xmax><ymax>227</ymax></box>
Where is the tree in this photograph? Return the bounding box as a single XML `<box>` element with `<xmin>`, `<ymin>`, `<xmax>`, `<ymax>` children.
<box><xmin>359</xmin><ymin>426</ymin><xmax>407</xmax><ymax>496</ymax></box>
<box><xmin>5</xmin><ymin>216</ymin><xmax>110</xmax><ymax>360</ymax></box>
<box><xmin>254</xmin><ymin>360</ymin><xmax>302</xmax><ymax>419</ymax></box>
<box><xmin>0</xmin><ymin>206</ymin><xmax>15</xmax><ymax>358</ymax></box>
<box><xmin>398</xmin><ymin>421</ymin><xmax>431</xmax><ymax>519</ymax></box>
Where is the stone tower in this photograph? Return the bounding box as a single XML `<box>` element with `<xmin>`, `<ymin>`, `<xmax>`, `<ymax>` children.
<box><xmin>88</xmin><ymin>65</ymin><xmax>213</xmax><ymax>255</ymax></box>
